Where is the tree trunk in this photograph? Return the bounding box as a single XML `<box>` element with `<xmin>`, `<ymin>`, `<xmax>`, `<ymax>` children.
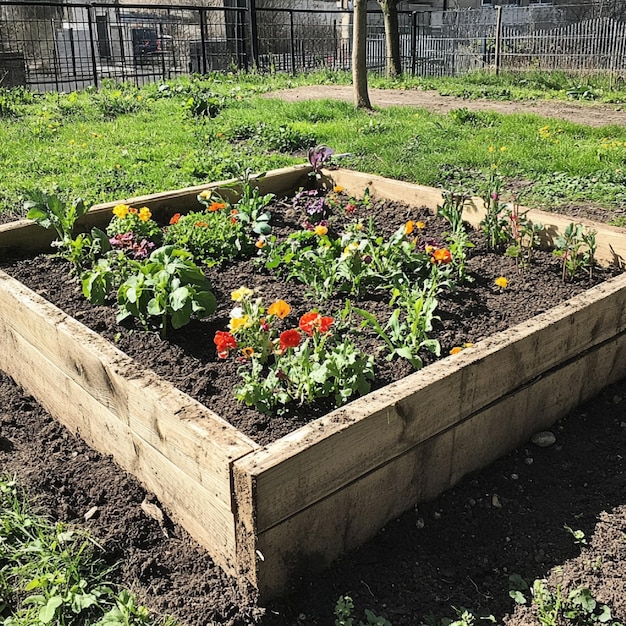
<box><xmin>379</xmin><ymin>0</ymin><xmax>402</xmax><ymax>78</ymax></box>
<box><xmin>352</xmin><ymin>0</ymin><xmax>372</xmax><ymax>110</ymax></box>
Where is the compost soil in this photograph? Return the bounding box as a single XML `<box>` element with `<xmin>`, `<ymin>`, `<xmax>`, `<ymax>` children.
<box><xmin>2</xmin><ymin>199</ymin><xmax>626</xmax><ymax>622</ymax></box>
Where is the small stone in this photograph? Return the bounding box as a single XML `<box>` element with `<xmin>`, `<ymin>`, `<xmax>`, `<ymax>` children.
<box><xmin>620</xmin><ymin>422</ymin><xmax>626</xmax><ymax>429</ymax></box>
<box><xmin>531</xmin><ymin>431</ymin><xmax>556</xmax><ymax>447</ymax></box>
<box><xmin>468</xmin><ymin>498</ymin><xmax>476</xmax><ymax>506</ymax></box>
<box><xmin>524</xmin><ymin>457</ymin><xmax>534</xmax><ymax>465</ymax></box>
<box><xmin>84</xmin><ymin>506</ymin><xmax>99</xmax><ymax>521</ymax></box>
<box><xmin>511</xmin><ymin>473</ymin><xmax>519</xmax><ymax>480</ymax></box>
<box><xmin>433</xmin><ymin>511</ymin><xmax>441</xmax><ymax>520</ymax></box>
<box><xmin>491</xmin><ymin>494</ymin><xmax>502</xmax><ymax>508</ymax></box>
<box><xmin>141</xmin><ymin>498</ymin><xmax>165</xmax><ymax>524</ymax></box>
<box><xmin>612</xmin><ymin>395</ymin><xmax>623</xmax><ymax>404</ymax></box>
<box><xmin>416</xmin><ymin>517</ymin><xmax>425</xmax><ymax>529</ymax></box>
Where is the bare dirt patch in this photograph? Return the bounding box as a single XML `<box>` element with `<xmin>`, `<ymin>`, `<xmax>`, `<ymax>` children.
<box><xmin>265</xmin><ymin>85</ymin><xmax>626</xmax><ymax>128</ymax></box>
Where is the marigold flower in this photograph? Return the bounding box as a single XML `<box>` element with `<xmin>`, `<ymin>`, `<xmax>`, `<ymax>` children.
<box><xmin>194</xmin><ymin>221</ymin><xmax>208</xmax><ymax>228</ymax></box>
<box><xmin>113</xmin><ymin>203</ymin><xmax>130</xmax><ymax>219</ymax></box>
<box><xmin>129</xmin><ymin>208</ymin><xmax>138</xmax><ymax>215</ymax></box>
<box><xmin>268</xmin><ymin>300</ymin><xmax>291</xmax><ymax>319</ymax></box>
<box><xmin>231</xmin><ymin>287</ymin><xmax>253</xmax><ymax>302</ymax></box>
<box><xmin>230</xmin><ymin>209</ymin><xmax>238</xmax><ymax>216</ymax></box>
<box><xmin>299</xmin><ymin>311</ymin><xmax>334</xmax><ymax>336</ymax></box>
<box><xmin>209</xmin><ymin>201</ymin><xmax>226</xmax><ymax>212</ymax></box>
<box><xmin>404</xmin><ymin>220</ymin><xmax>415</xmax><ymax>236</ymax></box>
<box><xmin>314</xmin><ymin>225</ymin><xmax>328</xmax><ymax>236</ymax></box>
<box><xmin>169</xmin><ymin>213</ymin><xmax>181</xmax><ymax>225</ymax></box>
<box><xmin>241</xmin><ymin>346</ymin><xmax>255</xmax><ymax>358</ymax></box>
<box><xmin>495</xmin><ymin>276</ymin><xmax>509</xmax><ymax>289</ymax></box>
<box><xmin>214</xmin><ymin>330</ymin><xmax>237</xmax><ymax>358</ymax></box>
<box><xmin>138</xmin><ymin>207</ymin><xmax>152</xmax><ymax>222</ymax></box>
<box><xmin>450</xmin><ymin>346</ymin><xmax>463</xmax><ymax>355</ymax></box>
<box><xmin>279</xmin><ymin>329</ymin><xmax>301</xmax><ymax>351</ymax></box>
<box><xmin>255</xmin><ymin>238</ymin><xmax>266</xmax><ymax>249</ymax></box>
<box><xmin>333</xmin><ymin>185</ymin><xmax>344</xmax><ymax>193</ymax></box>
<box><xmin>431</xmin><ymin>248</ymin><xmax>452</xmax><ymax>264</ymax></box>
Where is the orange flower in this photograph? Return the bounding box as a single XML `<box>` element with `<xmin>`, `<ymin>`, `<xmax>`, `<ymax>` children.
<box><xmin>169</xmin><ymin>213</ymin><xmax>181</xmax><ymax>225</ymax></box>
<box><xmin>241</xmin><ymin>347</ymin><xmax>255</xmax><ymax>358</ymax></box>
<box><xmin>230</xmin><ymin>209</ymin><xmax>239</xmax><ymax>216</ymax></box>
<box><xmin>194</xmin><ymin>221</ymin><xmax>208</xmax><ymax>228</ymax></box>
<box><xmin>333</xmin><ymin>185</ymin><xmax>344</xmax><ymax>193</ymax></box>
<box><xmin>431</xmin><ymin>248</ymin><xmax>452</xmax><ymax>264</ymax></box>
<box><xmin>129</xmin><ymin>207</ymin><xmax>138</xmax><ymax>215</ymax></box>
<box><xmin>299</xmin><ymin>311</ymin><xmax>334</xmax><ymax>336</ymax></box>
<box><xmin>279</xmin><ymin>329</ymin><xmax>301</xmax><ymax>351</ymax></box>
<box><xmin>404</xmin><ymin>220</ymin><xmax>414</xmax><ymax>235</ymax></box>
<box><xmin>268</xmin><ymin>300</ymin><xmax>291</xmax><ymax>319</ymax></box>
<box><xmin>255</xmin><ymin>239</ymin><xmax>266</xmax><ymax>249</ymax></box>
<box><xmin>450</xmin><ymin>346</ymin><xmax>463</xmax><ymax>355</ymax></box>
<box><xmin>209</xmin><ymin>201</ymin><xmax>226</xmax><ymax>212</ymax></box>
<box><xmin>214</xmin><ymin>331</ymin><xmax>237</xmax><ymax>359</ymax></box>
<box><xmin>230</xmin><ymin>217</ymin><xmax>237</xmax><ymax>225</ymax></box>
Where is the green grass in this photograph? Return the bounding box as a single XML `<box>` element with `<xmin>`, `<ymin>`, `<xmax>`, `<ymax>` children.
<box><xmin>1</xmin><ymin>70</ymin><xmax>625</xmax><ymax>219</ymax></box>
<box><xmin>0</xmin><ymin>477</ymin><xmax>176</xmax><ymax>625</ymax></box>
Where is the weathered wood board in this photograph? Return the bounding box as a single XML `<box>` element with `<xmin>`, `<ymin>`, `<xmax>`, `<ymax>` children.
<box><xmin>0</xmin><ymin>166</ymin><xmax>625</xmax><ymax>600</ymax></box>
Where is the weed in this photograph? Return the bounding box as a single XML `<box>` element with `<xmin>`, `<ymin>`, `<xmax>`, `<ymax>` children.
<box><xmin>334</xmin><ymin>595</ymin><xmax>392</xmax><ymax>626</ymax></box>
<box><xmin>553</xmin><ymin>222</ymin><xmax>597</xmax><ymax>281</ymax></box>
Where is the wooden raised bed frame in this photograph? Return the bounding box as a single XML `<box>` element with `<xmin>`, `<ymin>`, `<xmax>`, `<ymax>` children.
<box><xmin>2</xmin><ymin>165</ymin><xmax>626</xmax><ymax>600</ymax></box>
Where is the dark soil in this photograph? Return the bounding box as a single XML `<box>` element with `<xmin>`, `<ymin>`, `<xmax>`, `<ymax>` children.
<box><xmin>1</xmin><ymin>196</ymin><xmax>626</xmax><ymax>625</ymax></box>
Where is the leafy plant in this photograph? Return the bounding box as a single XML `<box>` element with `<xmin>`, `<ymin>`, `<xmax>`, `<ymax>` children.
<box><xmin>479</xmin><ymin>163</ymin><xmax>510</xmax><ymax>250</ymax></box>
<box><xmin>229</xmin><ymin>173</ymin><xmax>274</xmax><ymax>235</ymax></box>
<box><xmin>164</xmin><ymin>204</ymin><xmax>252</xmax><ymax>266</ymax></box>
<box><xmin>334</xmin><ymin>595</ymin><xmax>392</xmax><ymax>626</ymax></box>
<box><xmin>553</xmin><ymin>222</ymin><xmax>597</xmax><ymax>281</ymax></box>
<box><xmin>116</xmin><ymin>246</ymin><xmax>217</xmax><ymax>337</ymax></box>
<box><xmin>106</xmin><ymin>203</ymin><xmax>163</xmax><ymax>246</ymax></box>
<box><xmin>504</xmin><ymin>202</ymin><xmax>543</xmax><ymax>269</ymax></box>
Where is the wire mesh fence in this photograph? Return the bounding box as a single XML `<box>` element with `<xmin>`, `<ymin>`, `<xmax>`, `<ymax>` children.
<box><xmin>0</xmin><ymin>1</ymin><xmax>624</xmax><ymax>93</ymax></box>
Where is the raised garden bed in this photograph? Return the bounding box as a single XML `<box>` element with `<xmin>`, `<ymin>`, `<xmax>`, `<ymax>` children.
<box><xmin>1</xmin><ymin>165</ymin><xmax>626</xmax><ymax>600</ymax></box>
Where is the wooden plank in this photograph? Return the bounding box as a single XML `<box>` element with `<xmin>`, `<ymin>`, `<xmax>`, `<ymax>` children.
<box><xmin>234</xmin><ymin>272</ymin><xmax>626</xmax><ymax>535</ymax></box>
<box><xmin>0</xmin><ymin>270</ymin><xmax>258</xmax><ymax>505</ymax></box>
<box><xmin>326</xmin><ymin>168</ymin><xmax>626</xmax><ymax>267</ymax></box>
<box><xmin>246</xmin><ymin>329</ymin><xmax>626</xmax><ymax>599</ymax></box>
<box><xmin>0</xmin><ymin>318</ymin><xmax>240</xmax><ymax>572</ymax></box>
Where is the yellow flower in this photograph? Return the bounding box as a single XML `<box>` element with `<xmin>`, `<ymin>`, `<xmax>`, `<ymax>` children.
<box><xmin>494</xmin><ymin>276</ymin><xmax>509</xmax><ymax>289</ymax></box>
<box><xmin>199</xmin><ymin>189</ymin><xmax>212</xmax><ymax>200</ymax></box>
<box><xmin>500</xmin><ymin>146</ymin><xmax>507</xmax><ymax>152</ymax></box>
<box><xmin>268</xmin><ymin>300</ymin><xmax>291</xmax><ymax>319</ymax></box>
<box><xmin>241</xmin><ymin>347</ymin><xmax>254</xmax><ymax>358</ymax></box>
<box><xmin>113</xmin><ymin>203</ymin><xmax>130</xmax><ymax>219</ymax></box>
<box><xmin>488</xmin><ymin>145</ymin><xmax>495</xmax><ymax>153</ymax></box>
<box><xmin>255</xmin><ymin>238</ymin><xmax>266</xmax><ymax>249</ymax></box>
<box><xmin>416</xmin><ymin>221</ymin><xmax>425</xmax><ymax>229</ymax></box>
<box><xmin>404</xmin><ymin>220</ymin><xmax>414</xmax><ymax>236</ymax></box>
<box><xmin>333</xmin><ymin>185</ymin><xmax>344</xmax><ymax>193</ymax></box>
<box><xmin>314</xmin><ymin>225</ymin><xmax>328</xmax><ymax>236</ymax></box>
<box><xmin>229</xmin><ymin>315</ymin><xmax>251</xmax><ymax>332</ymax></box>
<box><xmin>342</xmin><ymin>242</ymin><xmax>360</xmax><ymax>257</ymax></box>
<box><xmin>231</xmin><ymin>286</ymin><xmax>253</xmax><ymax>302</ymax></box>
<box><xmin>138</xmin><ymin>207</ymin><xmax>152</xmax><ymax>222</ymax></box>
<box><xmin>354</xmin><ymin>222</ymin><xmax>363</xmax><ymax>232</ymax></box>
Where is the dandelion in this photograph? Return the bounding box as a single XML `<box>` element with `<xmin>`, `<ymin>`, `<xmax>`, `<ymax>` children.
<box><xmin>314</xmin><ymin>225</ymin><xmax>328</xmax><ymax>236</ymax></box>
<box><xmin>113</xmin><ymin>203</ymin><xmax>130</xmax><ymax>219</ymax></box>
<box><xmin>138</xmin><ymin>207</ymin><xmax>152</xmax><ymax>222</ymax></box>
<box><xmin>169</xmin><ymin>213</ymin><xmax>181</xmax><ymax>225</ymax></box>
<box><xmin>489</xmin><ymin>145</ymin><xmax>496</xmax><ymax>153</ymax></box>
<box><xmin>500</xmin><ymin>146</ymin><xmax>507</xmax><ymax>152</ymax></box>
<box><xmin>231</xmin><ymin>286</ymin><xmax>254</xmax><ymax>302</ymax></box>
<box><xmin>495</xmin><ymin>276</ymin><xmax>509</xmax><ymax>289</ymax></box>
<box><xmin>268</xmin><ymin>300</ymin><xmax>291</xmax><ymax>319</ymax></box>
<box><xmin>279</xmin><ymin>329</ymin><xmax>301</xmax><ymax>351</ymax></box>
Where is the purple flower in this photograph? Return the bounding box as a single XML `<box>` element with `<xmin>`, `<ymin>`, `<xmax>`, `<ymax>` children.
<box><xmin>308</xmin><ymin>145</ymin><xmax>334</xmax><ymax>171</ymax></box>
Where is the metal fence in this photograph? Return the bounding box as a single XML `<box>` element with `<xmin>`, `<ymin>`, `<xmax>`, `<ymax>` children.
<box><xmin>0</xmin><ymin>1</ymin><xmax>625</xmax><ymax>93</ymax></box>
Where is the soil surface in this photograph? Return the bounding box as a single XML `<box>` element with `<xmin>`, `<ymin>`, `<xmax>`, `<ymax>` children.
<box><xmin>1</xmin><ymin>92</ymin><xmax>626</xmax><ymax>626</ymax></box>
<box><xmin>265</xmin><ymin>85</ymin><xmax>626</xmax><ymax>129</ymax></box>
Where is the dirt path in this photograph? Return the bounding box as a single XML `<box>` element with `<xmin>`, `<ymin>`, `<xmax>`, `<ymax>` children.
<box><xmin>266</xmin><ymin>85</ymin><xmax>626</xmax><ymax>128</ymax></box>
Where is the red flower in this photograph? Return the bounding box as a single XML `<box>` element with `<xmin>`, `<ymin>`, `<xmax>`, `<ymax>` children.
<box><xmin>169</xmin><ymin>213</ymin><xmax>181</xmax><ymax>225</ymax></box>
<box><xmin>299</xmin><ymin>312</ymin><xmax>334</xmax><ymax>336</ymax></box>
<box><xmin>279</xmin><ymin>329</ymin><xmax>301</xmax><ymax>351</ymax></box>
<box><xmin>214</xmin><ymin>330</ymin><xmax>237</xmax><ymax>358</ymax></box>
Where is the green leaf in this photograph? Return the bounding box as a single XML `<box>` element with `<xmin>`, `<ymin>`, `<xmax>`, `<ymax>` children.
<box><xmin>169</xmin><ymin>286</ymin><xmax>191</xmax><ymax>311</ymax></box>
<box><xmin>39</xmin><ymin>596</ymin><xmax>63</xmax><ymax>623</ymax></box>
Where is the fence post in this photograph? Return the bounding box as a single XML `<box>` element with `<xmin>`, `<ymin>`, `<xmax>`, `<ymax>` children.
<box><xmin>289</xmin><ymin>11</ymin><xmax>296</xmax><ymax>74</ymax></box>
<box><xmin>494</xmin><ymin>4</ymin><xmax>502</xmax><ymax>75</ymax></box>
<box><xmin>248</xmin><ymin>0</ymin><xmax>259</xmax><ymax>69</ymax></box>
<box><xmin>411</xmin><ymin>11</ymin><xmax>417</xmax><ymax>76</ymax></box>
<box><xmin>199</xmin><ymin>8</ymin><xmax>207</xmax><ymax>74</ymax></box>
<box><xmin>86</xmin><ymin>6</ymin><xmax>99</xmax><ymax>88</ymax></box>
